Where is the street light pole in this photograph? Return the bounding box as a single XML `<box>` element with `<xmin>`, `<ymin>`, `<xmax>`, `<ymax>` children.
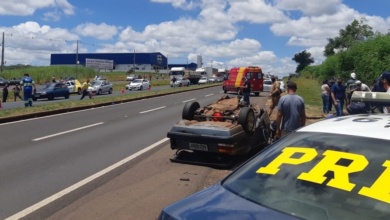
<box><xmin>1</xmin><ymin>32</ymin><xmax>4</xmax><ymax>75</ymax></box>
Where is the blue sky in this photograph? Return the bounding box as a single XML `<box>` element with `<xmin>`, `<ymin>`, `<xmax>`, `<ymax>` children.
<box><xmin>1</xmin><ymin>0</ymin><xmax>390</xmax><ymax>77</ymax></box>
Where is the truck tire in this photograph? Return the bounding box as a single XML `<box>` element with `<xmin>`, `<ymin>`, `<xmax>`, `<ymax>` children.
<box><xmin>238</xmin><ymin>107</ymin><xmax>255</xmax><ymax>136</ymax></box>
<box><xmin>182</xmin><ymin>101</ymin><xmax>200</xmax><ymax>120</ymax></box>
<box><xmin>223</xmin><ymin>87</ymin><xmax>227</xmax><ymax>93</ymax></box>
<box><xmin>255</xmin><ymin>92</ymin><xmax>260</xmax><ymax>96</ymax></box>
<box><xmin>77</xmin><ymin>88</ymin><xmax>82</xmax><ymax>95</ymax></box>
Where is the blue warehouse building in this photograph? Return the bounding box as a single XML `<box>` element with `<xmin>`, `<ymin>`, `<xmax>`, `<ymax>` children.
<box><xmin>50</xmin><ymin>52</ymin><xmax>167</xmax><ymax>72</ymax></box>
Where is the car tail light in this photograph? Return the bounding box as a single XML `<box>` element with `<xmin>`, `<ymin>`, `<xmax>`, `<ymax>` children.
<box><xmin>217</xmin><ymin>143</ymin><xmax>235</xmax><ymax>154</ymax></box>
<box><xmin>212</xmin><ymin>112</ymin><xmax>223</xmax><ymax>121</ymax></box>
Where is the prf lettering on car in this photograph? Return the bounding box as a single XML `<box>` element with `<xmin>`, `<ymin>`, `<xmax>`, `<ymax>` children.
<box><xmin>257</xmin><ymin>147</ymin><xmax>390</xmax><ymax>203</ymax></box>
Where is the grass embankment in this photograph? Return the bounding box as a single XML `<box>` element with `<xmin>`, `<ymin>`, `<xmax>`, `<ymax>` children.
<box><xmin>289</xmin><ymin>77</ymin><xmax>323</xmax><ymax>118</ymax></box>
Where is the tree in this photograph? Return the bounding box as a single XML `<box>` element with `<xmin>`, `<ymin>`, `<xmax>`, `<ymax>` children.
<box><xmin>292</xmin><ymin>50</ymin><xmax>314</xmax><ymax>73</ymax></box>
<box><xmin>324</xmin><ymin>19</ymin><xmax>374</xmax><ymax>57</ymax></box>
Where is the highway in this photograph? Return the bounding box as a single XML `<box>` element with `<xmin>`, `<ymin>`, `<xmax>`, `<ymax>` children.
<box><xmin>0</xmin><ymin>86</ymin><xmax>233</xmax><ymax>219</ymax></box>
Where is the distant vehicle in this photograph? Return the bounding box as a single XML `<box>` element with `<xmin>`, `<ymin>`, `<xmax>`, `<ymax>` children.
<box><xmin>198</xmin><ymin>76</ymin><xmax>209</xmax><ymax>84</ymax></box>
<box><xmin>88</xmin><ymin>80</ymin><xmax>113</xmax><ymax>95</ymax></box>
<box><xmin>222</xmin><ymin>66</ymin><xmax>264</xmax><ymax>96</ymax></box>
<box><xmin>65</xmin><ymin>79</ymin><xmax>82</xmax><ymax>95</ymax></box>
<box><xmin>32</xmin><ymin>82</ymin><xmax>70</xmax><ymax>101</ymax></box>
<box><xmin>126</xmin><ymin>79</ymin><xmax>150</xmax><ymax>90</ymax></box>
<box><xmin>126</xmin><ymin>74</ymin><xmax>140</xmax><ymax>81</ymax></box>
<box><xmin>170</xmin><ymin>78</ymin><xmax>190</xmax><ymax>87</ymax></box>
<box><xmin>208</xmin><ymin>76</ymin><xmax>218</xmax><ymax>83</ymax></box>
<box><xmin>60</xmin><ymin>76</ymin><xmax>76</xmax><ymax>82</ymax></box>
<box><xmin>169</xmin><ymin>67</ymin><xmax>201</xmax><ymax>84</ymax></box>
<box><xmin>263</xmin><ymin>79</ymin><xmax>272</xmax><ymax>92</ymax></box>
<box><xmin>7</xmin><ymin>78</ymin><xmax>22</xmax><ymax>86</ymax></box>
<box><xmin>0</xmin><ymin>77</ymin><xmax>9</xmax><ymax>86</ymax></box>
<box><xmin>195</xmin><ymin>67</ymin><xmax>218</xmax><ymax>78</ymax></box>
<box><xmin>277</xmin><ymin>79</ymin><xmax>286</xmax><ymax>93</ymax></box>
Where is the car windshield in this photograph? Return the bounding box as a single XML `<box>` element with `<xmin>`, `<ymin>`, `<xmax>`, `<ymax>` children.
<box><xmin>264</xmin><ymin>80</ymin><xmax>272</xmax><ymax>85</ymax></box>
<box><xmin>45</xmin><ymin>83</ymin><xmax>55</xmax><ymax>89</ymax></box>
<box><xmin>132</xmin><ymin>79</ymin><xmax>143</xmax><ymax>83</ymax></box>
<box><xmin>91</xmin><ymin>81</ymin><xmax>102</xmax><ymax>86</ymax></box>
<box><xmin>222</xmin><ymin>132</ymin><xmax>390</xmax><ymax>220</ymax></box>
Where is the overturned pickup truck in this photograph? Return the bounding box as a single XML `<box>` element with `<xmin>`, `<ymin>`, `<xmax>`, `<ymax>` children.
<box><xmin>167</xmin><ymin>95</ymin><xmax>271</xmax><ymax>157</ymax></box>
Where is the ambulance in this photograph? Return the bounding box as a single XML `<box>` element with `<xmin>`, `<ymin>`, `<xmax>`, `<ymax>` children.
<box><xmin>222</xmin><ymin>66</ymin><xmax>264</xmax><ymax>96</ymax></box>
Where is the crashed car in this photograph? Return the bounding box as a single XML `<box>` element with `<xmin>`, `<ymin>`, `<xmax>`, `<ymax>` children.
<box><xmin>167</xmin><ymin>95</ymin><xmax>271</xmax><ymax>157</ymax></box>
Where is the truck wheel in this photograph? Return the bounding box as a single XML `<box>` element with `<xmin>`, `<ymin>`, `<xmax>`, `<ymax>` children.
<box><xmin>77</xmin><ymin>88</ymin><xmax>82</xmax><ymax>95</ymax></box>
<box><xmin>109</xmin><ymin>88</ymin><xmax>113</xmax><ymax>94</ymax></box>
<box><xmin>223</xmin><ymin>87</ymin><xmax>227</xmax><ymax>94</ymax></box>
<box><xmin>65</xmin><ymin>93</ymin><xmax>70</xmax><ymax>99</ymax></box>
<box><xmin>182</xmin><ymin>101</ymin><xmax>200</xmax><ymax>120</ymax></box>
<box><xmin>238</xmin><ymin>107</ymin><xmax>255</xmax><ymax>136</ymax></box>
<box><xmin>255</xmin><ymin>92</ymin><xmax>260</xmax><ymax>96</ymax></box>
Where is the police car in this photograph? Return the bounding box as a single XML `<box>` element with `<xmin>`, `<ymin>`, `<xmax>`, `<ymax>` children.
<box><xmin>159</xmin><ymin>92</ymin><xmax>390</xmax><ymax>220</ymax></box>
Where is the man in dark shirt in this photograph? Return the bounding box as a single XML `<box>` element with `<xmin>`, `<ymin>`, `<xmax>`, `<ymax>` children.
<box><xmin>242</xmin><ymin>76</ymin><xmax>251</xmax><ymax>105</ymax></box>
<box><xmin>331</xmin><ymin>78</ymin><xmax>347</xmax><ymax>117</ymax></box>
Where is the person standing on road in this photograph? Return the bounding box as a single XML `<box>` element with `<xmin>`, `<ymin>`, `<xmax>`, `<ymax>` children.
<box><xmin>242</xmin><ymin>76</ymin><xmax>251</xmax><ymax>106</ymax></box>
<box><xmin>13</xmin><ymin>84</ymin><xmax>23</xmax><ymax>101</ymax></box>
<box><xmin>346</xmin><ymin>72</ymin><xmax>357</xmax><ymax>104</ymax></box>
<box><xmin>80</xmin><ymin>79</ymin><xmax>92</xmax><ymax>100</ymax></box>
<box><xmin>268</xmin><ymin>76</ymin><xmax>281</xmax><ymax>117</ymax></box>
<box><xmin>171</xmin><ymin>76</ymin><xmax>177</xmax><ymax>88</ymax></box>
<box><xmin>2</xmin><ymin>84</ymin><xmax>9</xmax><ymax>103</ymax></box>
<box><xmin>331</xmin><ymin>78</ymin><xmax>347</xmax><ymax>117</ymax></box>
<box><xmin>275</xmin><ymin>81</ymin><xmax>306</xmax><ymax>138</ymax></box>
<box><xmin>20</xmin><ymin>73</ymin><xmax>36</xmax><ymax>107</ymax></box>
<box><xmin>379</xmin><ymin>71</ymin><xmax>390</xmax><ymax>113</ymax></box>
<box><xmin>321</xmin><ymin>80</ymin><xmax>331</xmax><ymax>115</ymax></box>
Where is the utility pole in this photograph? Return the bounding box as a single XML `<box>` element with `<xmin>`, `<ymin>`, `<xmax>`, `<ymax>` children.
<box><xmin>1</xmin><ymin>32</ymin><xmax>4</xmax><ymax>75</ymax></box>
<box><xmin>76</xmin><ymin>40</ymin><xmax>79</xmax><ymax>77</ymax></box>
<box><xmin>133</xmin><ymin>49</ymin><xmax>135</xmax><ymax>69</ymax></box>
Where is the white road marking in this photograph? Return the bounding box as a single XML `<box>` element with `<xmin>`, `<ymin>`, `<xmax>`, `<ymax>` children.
<box><xmin>139</xmin><ymin>106</ymin><xmax>166</xmax><ymax>114</ymax></box>
<box><xmin>32</xmin><ymin>122</ymin><xmax>104</xmax><ymax>141</ymax></box>
<box><xmin>182</xmin><ymin>98</ymin><xmax>196</xmax><ymax>103</ymax></box>
<box><xmin>5</xmin><ymin>138</ymin><xmax>170</xmax><ymax>220</ymax></box>
<box><xmin>205</xmin><ymin>93</ymin><xmax>214</xmax><ymax>97</ymax></box>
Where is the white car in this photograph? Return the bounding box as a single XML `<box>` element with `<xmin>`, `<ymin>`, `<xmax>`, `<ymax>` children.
<box><xmin>277</xmin><ymin>79</ymin><xmax>286</xmax><ymax>92</ymax></box>
<box><xmin>126</xmin><ymin>79</ymin><xmax>151</xmax><ymax>90</ymax></box>
<box><xmin>198</xmin><ymin>77</ymin><xmax>209</xmax><ymax>84</ymax></box>
<box><xmin>263</xmin><ymin>79</ymin><xmax>272</xmax><ymax>92</ymax></box>
<box><xmin>170</xmin><ymin>78</ymin><xmax>190</xmax><ymax>87</ymax></box>
<box><xmin>88</xmin><ymin>80</ymin><xmax>113</xmax><ymax>95</ymax></box>
<box><xmin>208</xmin><ymin>76</ymin><xmax>218</xmax><ymax>83</ymax></box>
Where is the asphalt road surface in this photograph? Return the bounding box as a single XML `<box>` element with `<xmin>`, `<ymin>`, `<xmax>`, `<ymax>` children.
<box><xmin>0</xmin><ymin>87</ymin><xmax>269</xmax><ymax>220</ymax></box>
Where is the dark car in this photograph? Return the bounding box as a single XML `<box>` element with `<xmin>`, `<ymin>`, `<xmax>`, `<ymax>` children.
<box><xmin>167</xmin><ymin>95</ymin><xmax>271</xmax><ymax>158</ymax></box>
<box><xmin>32</xmin><ymin>82</ymin><xmax>70</xmax><ymax>101</ymax></box>
<box><xmin>160</xmin><ymin>111</ymin><xmax>390</xmax><ymax>220</ymax></box>
<box><xmin>0</xmin><ymin>77</ymin><xmax>9</xmax><ymax>86</ymax></box>
<box><xmin>7</xmin><ymin>78</ymin><xmax>22</xmax><ymax>86</ymax></box>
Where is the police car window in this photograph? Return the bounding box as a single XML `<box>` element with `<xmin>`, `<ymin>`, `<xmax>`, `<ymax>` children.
<box><xmin>222</xmin><ymin>132</ymin><xmax>390</xmax><ymax>220</ymax></box>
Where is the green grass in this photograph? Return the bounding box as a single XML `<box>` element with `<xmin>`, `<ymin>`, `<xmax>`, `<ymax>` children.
<box><xmin>288</xmin><ymin>77</ymin><xmax>323</xmax><ymax>118</ymax></box>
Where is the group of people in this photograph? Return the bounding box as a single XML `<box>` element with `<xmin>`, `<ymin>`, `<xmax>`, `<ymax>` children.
<box><xmin>2</xmin><ymin>84</ymin><xmax>23</xmax><ymax>103</ymax></box>
<box><xmin>321</xmin><ymin>71</ymin><xmax>390</xmax><ymax>116</ymax></box>
<box><xmin>1</xmin><ymin>73</ymin><xmax>35</xmax><ymax>107</ymax></box>
<box><xmin>267</xmin><ymin>76</ymin><xmax>306</xmax><ymax>139</ymax></box>
<box><xmin>240</xmin><ymin>75</ymin><xmax>305</xmax><ymax>140</ymax></box>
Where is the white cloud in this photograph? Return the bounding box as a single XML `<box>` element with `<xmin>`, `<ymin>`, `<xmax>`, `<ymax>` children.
<box><xmin>228</xmin><ymin>0</ymin><xmax>288</xmax><ymax>23</ymax></box>
<box><xmin>274</xmin><ymin>0</ymin><xmax>341</xmax><ymax>16</ymax></box>
<box><xmin>0</xmin><ymin>0</ymin><xmax>74</xmax><ymax>16</ymax></box>
<box><xmin>150</xmin><ymin>0</ymin><xmax>200</xmax><ymax>10</ymax></box>
<box><xmin>74</xmin><ymin>23</ymin><xmax>118</xmax><ymax>40</ymax></box>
